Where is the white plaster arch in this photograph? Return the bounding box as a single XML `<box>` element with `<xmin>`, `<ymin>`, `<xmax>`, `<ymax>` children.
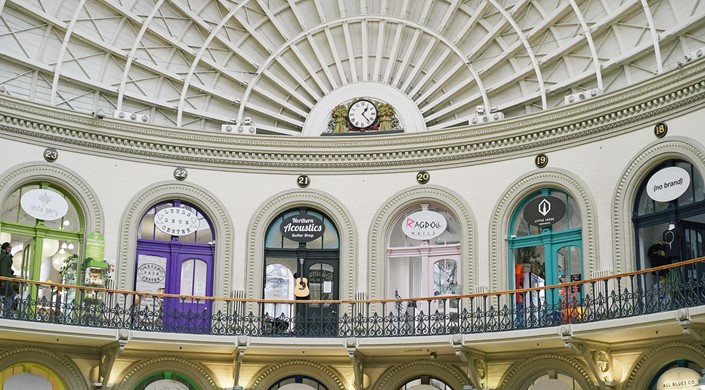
<box><xmin>489</xmin><ymin>168</ymin><xmax>597</xmax><ymax>292</ymax></box>
<box><xmin>497</xmin><ymin>354</ymin><xmax>595</xmax><ymax>390</ymax></box>
<box><xmin>111</xmin><ymin>355</ymin><xmax>220</xmax><ymax>390</ymax></box>
<box><xmin>115</xmin><ymin>181</ymin><xmax>234</xmax><ymax>300</ymax></box>
<box><xmin>0</xmin><ymin>346</ymin><xmax>90</xmax><ymax>390</ymax></box>
<box><xmin>246</xmin><ymin>189</ymin><xmax>356</xmax><ymax>301</ymax></box>
<box><xmin>247</xmin><ymin>359</ymin><xmax>346</xmax><ymax>390</ymax></box>
<box><xmin>624</xmin><ymin>341</ymin><xmax>705</xmax><ymax>390</ymax></box>
<box><xmin>0</xmin><ymin>162</ymin><xmax>104</xmax><ymax>235</ymax></box>
<box><xmin>370</xmin><ymin>359</ymin><xmax>470</xmax><ymax>390</ymax></box>
<box><xmin>368</xmin><ymin>185</ymin><xmax>476</xmax><ymax>299</ymax></box>
<box><xmin>611</xmin><ymin>136</ymin><xmax>705</xmax><ymax>274</ymax></box>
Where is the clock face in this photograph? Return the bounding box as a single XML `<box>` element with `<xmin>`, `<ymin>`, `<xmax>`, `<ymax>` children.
<box><xmin>347</xmin><ymin>99</ymin><xmax>378</xmax><ymax>128</ymax></box>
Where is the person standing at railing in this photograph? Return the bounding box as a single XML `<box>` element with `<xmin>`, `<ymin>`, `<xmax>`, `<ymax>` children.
<box><xmin>0</xmin><ymin>242</ymin><xmax>18</xmax><ymax>311</ymax></box>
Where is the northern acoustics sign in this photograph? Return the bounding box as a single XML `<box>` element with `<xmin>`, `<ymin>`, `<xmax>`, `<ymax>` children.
<box><xmin>280</xmin><ymin>214</ymin><xmax>325</xmax><ymax>242</ymax></box>
<box><xmin>523</xmin><ymin>196</ymin><xmax>566</xmax><ymax>227</ymax></box>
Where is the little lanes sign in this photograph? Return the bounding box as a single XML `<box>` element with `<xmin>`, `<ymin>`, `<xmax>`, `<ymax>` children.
<box><xmin>402</xmin><ymin>210</ymin><xmax>447</xmax><ymax>239</ymax></box>
<box><xmin>523</xmin><ymin>196</ymin><xmax>566</xmax><ymax>227</ymax></box>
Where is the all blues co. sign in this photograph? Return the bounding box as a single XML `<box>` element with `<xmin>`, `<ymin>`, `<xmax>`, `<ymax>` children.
<box><xmin>523</xmin><ymin>196</ymin><xmax>566</xmax><ymax>227</ymax></box>
<box><xmin>280</xmin><ymin>214</ymin><xmax>325</xmax><ymax>242</ymax></box>
<box><xmin>402</xmin><ymin>210</ymin><xmax>447</xmax><ymax>239</ymax></box>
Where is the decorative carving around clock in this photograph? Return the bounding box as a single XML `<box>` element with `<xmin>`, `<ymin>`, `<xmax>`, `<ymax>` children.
<box><xmin>328</xmin><ymin>98</ymin><xmax>401</xmax><ymax>133</ymax></box>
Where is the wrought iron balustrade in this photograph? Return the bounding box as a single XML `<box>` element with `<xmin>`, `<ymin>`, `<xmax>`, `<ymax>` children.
<box><xmin>1</xmin><ymin>257</ymin><xmax>704</xmax><ymax>338</ymax></box>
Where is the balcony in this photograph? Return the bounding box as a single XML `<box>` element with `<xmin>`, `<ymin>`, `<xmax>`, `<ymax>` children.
<box><xmin>1</xmin><ymin>258</ymin><xmax>704</xmax><ymax>338</ymax></box>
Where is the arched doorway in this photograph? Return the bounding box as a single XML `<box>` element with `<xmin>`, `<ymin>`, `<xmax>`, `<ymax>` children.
<box><xmin>135</xmin><ymin>200</ymin><xmax>215</xmax><ymax>331</ymax></box>
<box><xmin>263</xmin><ymin>207</ymin><xmax>340</xmax><ymax>336</ymax></box>
<box><xmin>509</xmin><ymin>190</ymin><xmax>582</xmax><ymax>323</ymax></box>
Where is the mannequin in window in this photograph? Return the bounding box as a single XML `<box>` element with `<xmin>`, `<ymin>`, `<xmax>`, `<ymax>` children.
<box><xmin>647</xmin><ymin>239</ymin><xmax>668</xmax><ymax>273</ymax></box>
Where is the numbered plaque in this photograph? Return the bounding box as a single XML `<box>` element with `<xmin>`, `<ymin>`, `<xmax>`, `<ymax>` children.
<box><xmin>43</xmin><ymin>147</ymin><xmax>58</xmax><ymax>162</ymax></box>
<box><xmin>416</xmin><ymin>171</ymin><xmax>430</xmax><ymax>184</ymax></box>
<box><xmin>297</xmin><ymin>175</ymin><xmax>310</xmax><ymax>188</ymax></box>
<box><xmin>535</xmin><ymin>154</ymin><xmax>548</xmax><ymax>168</ymax></box>
<box><xmin>173</xmin><ymin>167</ymin><xmax>188</xmax><ymax>181</ymax></box>
<box><xmin>654</xmin><ymin>122</ymin><xmax>667</xmax><ymax>138</ymax></box>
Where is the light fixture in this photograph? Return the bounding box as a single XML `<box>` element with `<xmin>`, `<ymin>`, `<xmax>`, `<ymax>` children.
<box><xmin>63</xmin><ymin>220</ymin><xmax>70</xmax><ymax>226</ymax></box>
<box><xmin>67</xmin><ymin>243</ymin><xmax>75</xmax><ymax>250</ymax></box>
<box><xmin>668</xmin><ymin>222</ymin><xmax>676</xmax><ymax>230</ymax></box>
<box><xmin>61</xmin><ymin>242</ymin><xmax>68</xmax><ymax>249</ymax></box>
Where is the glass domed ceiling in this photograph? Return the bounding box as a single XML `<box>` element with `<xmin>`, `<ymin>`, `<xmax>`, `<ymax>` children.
<box><xmin>0</xmin><ymin>0</ymin><xmax>704</xmax><ymax>136</ymax></box>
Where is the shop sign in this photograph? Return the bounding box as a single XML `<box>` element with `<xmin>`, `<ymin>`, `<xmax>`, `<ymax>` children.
<box><xmin>646</xmin><ymin>166</ymin><xmax>691</xmax><ymax>202</ymax></box>
<box><xmin>655</xmin><ymin>367</ymin><xmax>700</xmax><ymax>389</ymax></box>
<box><xmin>20</xmin><ymin>189</ymin><xmax>68</xmax><ymax>221</ymax></box>
<box><xmin>402</xmin><ymin>210</ymin><xmax>447</xmax><ymax>239</ymax></box>
<box><xmin>154</xmin><ymin>207</ymin><xmax>199</xmax><ymax>236</ymax></box>
<box><xmin>523</xmin><ymin>196</ymin><xmax>566</xmax><ymax>227</ymax></box>
<box><xmin>85</xmin><ymin>232</ymin><xmax>104</xmax><ymax>261</ymax></box>
<box><xmin>280</xmin><ymin>214</ymin><xmax>325</xmax><ymax>242</ymax></box>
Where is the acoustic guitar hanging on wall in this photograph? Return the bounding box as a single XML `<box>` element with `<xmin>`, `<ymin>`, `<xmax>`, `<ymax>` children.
<box><xmin>294</xmin><ymin>257</ymin><xmax>310</xmax><ymax>299</ymax></box>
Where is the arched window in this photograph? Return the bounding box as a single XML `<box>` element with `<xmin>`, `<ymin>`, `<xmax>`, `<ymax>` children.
<box><xmin>398</xmin><ymin>376</ymin><xmax>454</xmax><ymax>390</ymax></box>
<box><xmin>0</xmin><ymin>183</ymin><xmax>84</xmax><ymax>289</ymax></box>
<box><xmin>135</xmin><ymin>200</ymin><xmax>215</xmax><ymax>331</ymax></box>
<box><xmin>386</xmin><ymin>203</ymin><xmax>461</xmax><ymax>300</ymax></box>
<box><xmin>509</xmin><ymin>190</ymin><xmax>582</xmax><ymax>312</ymax></box>
<box><xmin>633</xmin><ymin>160</ymin><xmax>705</xmax><ymax>269</ymax></box>
<box><xmin>264</xmin><ymin>207</ymin><xmax>340</xmax><ymax>336</ymax></box>
<box><xmin>267</xmin><ymin>375</ymin><xmax>328</xmax><ymax>390</ymax></box>
<box><xmin>134</xmin><ymin>371</ymin><xmax>199</xmax><ymax>390</ymax></box>
<box><xmin>0</xmin><ymin>363</ymin><xmax>65</xmax><ymax>390</ymax></box>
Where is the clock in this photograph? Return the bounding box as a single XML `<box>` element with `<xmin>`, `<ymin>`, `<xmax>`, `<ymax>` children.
<box><xmin>347</xmin><ymin>99</ymin><xmax>378</xmax><ymax>129</ymax></box>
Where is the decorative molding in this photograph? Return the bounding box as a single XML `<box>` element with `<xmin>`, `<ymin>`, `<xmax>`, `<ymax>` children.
<box><xmin>0</xmin><ymin>162</ymin><xmax>104</xmax><ymax>234</ymax></box>
<box><xmin>0</xmin><ymin>63</ymin><xmax>703</xmax><ymax>173</ymax></box>
<box><xmin>625</xmin><ymin>341</ymin><xmax>705</xmax><ymax>390</ymax></box>
<box><xmin>112</xmin><ymin>355</ymin><xmax>220</xmax><ymax>389</ymax></box>
<box><xmin>368</xmin><ymin>185</ymin><xmax>476</xmax><ymax>299</ymax></box>
<box><xmin>497</xmin><ymin>353</ymin><xmax>594</xmax><ymax>390</ymax></box>
<box><xmin>247</xmin><ymin>359</ymin><xmax>346</xmax><ymax>390</ymax></box>
<box><xmin>370</xmin><ymin>359</ymin><xmax>470</xmax><ymax>390</ymax></box>
<box><xmin>0</xmin><ymin>346</ymin><xmax>90</xmax><ymax>390</ymax></box>
<box><xmin>611</xmin><ymin>137</ymin><xmax>705</xmax><ymax>273</ymax></box>
<box><xmin>116</xmin><ymin>181</ymin><xmax>234</xmax><ymax>299</ymax></box>
<box><xmin>489</xmin><ymin>169</ymin><xmax>597</xmax><ymax>291</ymax></box>
<box><xmin>246</xmin><ymin>189</ymin><xmax>356</xmax><ymax>301</ymax></box>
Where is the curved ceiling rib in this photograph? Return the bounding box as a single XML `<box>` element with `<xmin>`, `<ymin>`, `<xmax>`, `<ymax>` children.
<box><xmin>0</xmin><ymin>0</ymin><xmax>704</xmax><ymax>135</ymax></box>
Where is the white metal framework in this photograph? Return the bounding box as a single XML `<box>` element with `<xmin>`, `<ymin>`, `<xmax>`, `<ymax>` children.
<box><xmin>0</xmin><ymin>0</ymin><xmax>704</xmax><ymax>135</ymax></box>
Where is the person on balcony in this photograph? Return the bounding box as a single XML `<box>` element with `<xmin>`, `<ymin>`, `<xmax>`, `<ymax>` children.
<box><xmin>0</xmin><ymin>242</ymin><xmax>18</xmax><ymax>311</ymax></box>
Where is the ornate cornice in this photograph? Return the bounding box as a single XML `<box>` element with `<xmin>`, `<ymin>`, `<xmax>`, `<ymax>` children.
<box><xmin>371</xmin><ymin>359</ymin><xmax>469</xmax><ymax>390</ymax></box>
<box><xmin>248</xmin><ymin>359</ymin><xmax>346</xmax><ymax>390</ymax></box>
<box><xmin>0</xmin><ymin>346</ymin><xmax>90</xmax><ymax>390</ymax></box>
<box><xmin>498</xmin><ymin>353</ymin><xmax>595</xmax><ymax>390</ymax></box>
<box><xmin>1</xmin><ymin>62</ymin><xmax>704</xmax><ymax>173</ymax></box>
<box><xmin>112</xmin><ymin>355</ymin><xmax>219</xmax><ymax>389</ymax></box>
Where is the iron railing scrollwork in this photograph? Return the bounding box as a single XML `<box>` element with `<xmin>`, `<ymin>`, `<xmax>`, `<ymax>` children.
<box><xmin>1</xmin><ymin>258</ymin><xmax>704</xmax><ymax>338</ymax></box>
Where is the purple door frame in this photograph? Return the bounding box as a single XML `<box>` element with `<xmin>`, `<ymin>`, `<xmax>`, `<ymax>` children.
<box><xmin>136</xmin><ymin>239</ymin><xmax>215</xmax><ymax>331</ymax></box>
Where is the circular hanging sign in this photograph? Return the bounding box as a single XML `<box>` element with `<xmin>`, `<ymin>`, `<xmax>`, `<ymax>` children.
<box><xmin>522</xmin><ymin>196</ymin><xmax>566</xmax><ymax>227</ymax></box>
<box><xmin>280</xmin><ymin>214</ymin><xmax>325</xmax><ymax>242</ymax></box>
<box><xmin>401</xmin><ymin>210</ymin><xmax>448</xmax><ymax>239</ymax></box>
<box><xmin>646</xmin><ymin>166</ymin><xmax>690</xmax><ymax>202</ymax></box>
<box><xmin>655</xmin><ymin>367</ymin><xmax>700</xmax><ymax>389</ymax></box>
<box><xmin>20</xmin><ymin>189</ymin><xmax>69</xmax><ymax>221</ymax></box>
<box><xmin>154</xmin><ymin>207</ymin><xmax>200</xmax><ymax>236</ymax></box>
